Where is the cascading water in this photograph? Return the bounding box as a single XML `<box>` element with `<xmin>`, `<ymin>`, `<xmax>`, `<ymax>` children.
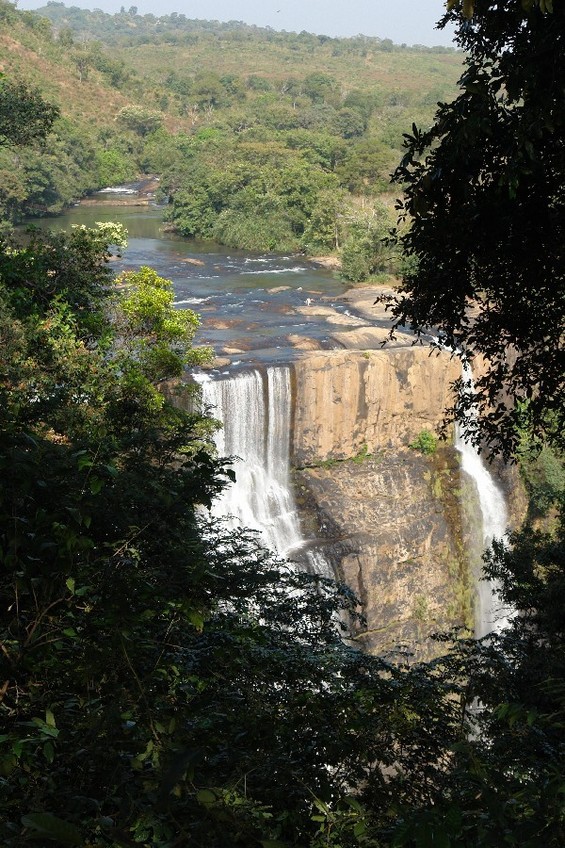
<box><xmin>455</xmin><ymin>364</ymin><xmax>510</xmax><ymax>638</ymax></box>
<box><xmin>198</xmin><ymin>366</ymin><xmax>333</xmax><ymax>576</ymax></box>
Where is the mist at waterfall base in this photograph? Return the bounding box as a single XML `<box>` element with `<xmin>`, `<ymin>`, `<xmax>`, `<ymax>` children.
<box><xmin>197</xmin><ymin>367</ymin><xmax>334</xmax><ymax>578</ymax></box>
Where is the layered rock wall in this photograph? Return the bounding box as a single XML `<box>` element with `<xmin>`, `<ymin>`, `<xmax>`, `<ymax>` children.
<box><xmin>291</xmin><ymin>348</ymin><xmax>480</xmax><ymax>658</ymax></box>
<box><xmin>292</xmin><ymin>348</ymin><xmax>461</xmax><ymax>466</ymax></box>
<box><xmin>295</xmin><ymin>448</ymin><xmax>474</xmax><ymax>658</ymax></box>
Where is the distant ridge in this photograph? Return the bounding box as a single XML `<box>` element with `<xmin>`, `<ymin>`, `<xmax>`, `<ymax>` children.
<box><xmin>31</xmin><ymin>2</ymin><xmax>457</xmax><ymax>51</ymax></box>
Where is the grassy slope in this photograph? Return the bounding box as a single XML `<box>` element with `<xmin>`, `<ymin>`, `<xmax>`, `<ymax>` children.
<box><xmin>0</xmin><ymin>28</ymin><xmax>128</xmax><ymax>134</ymax></box>
<box><xmin>3</xmin><ymin>5</ymin><xmax>463</xmax><ymax>141</ymax></box>
<box><xmin>122</xmin><ymin>37</ymin><xmax>462</xmax><ymax>99</ymax></box>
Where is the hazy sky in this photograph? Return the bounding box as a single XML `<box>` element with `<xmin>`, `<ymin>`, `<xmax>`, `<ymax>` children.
<box><xmin>18</xmin><ymin>1</ymin><xmax>456</xmax><ymax>47</ymax></box>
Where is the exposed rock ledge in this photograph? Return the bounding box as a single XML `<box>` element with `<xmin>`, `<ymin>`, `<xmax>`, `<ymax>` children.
<box><xmin>292</xmin><ymin>347</ymin><xmax>461</xmax><ymax>467</ymax></box>
<box><xmin>310</xmin><ymin>254</ymin><xmax>342</xmax><ymax>269</ymax></box>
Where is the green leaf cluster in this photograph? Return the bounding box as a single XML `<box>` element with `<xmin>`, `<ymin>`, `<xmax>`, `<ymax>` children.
<box><xmin>409</xmin><ymin>430</ymin><xmax>438</xmax><ymax>456</ymax></box>
<box><xmin>340</xmin><ymin>202</ymin><xmax>396</xmax><ymax>282</ymax></box>
<box><xmin>164</xmin><ymin>140</ymin><xmax>342</xmax><ymax>253</ymax></box>
<box><xmin>0</xmin><ymin>77</ymin><xmax>59</xmax><ymax>147</ymax></box>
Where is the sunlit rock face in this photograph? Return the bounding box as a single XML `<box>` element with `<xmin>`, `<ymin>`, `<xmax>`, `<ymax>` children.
<box><xmin>294</xmin><ymin>446</ymin><xmax>472</xmax><ymax>659</ymax></box>
<box><xmin>291</xmin><ymin>348</ymin><xmax>461</xmax><ymax>466</ymax></box>
<box><xmin>290</xmin><ymin>348</ymin><xmax>523</xmax><ymax>658</ymax></box>
<box><xmin>290</xmin><ymin>349</ymin><xmax>467</xmax><ymax>658</ymax></box>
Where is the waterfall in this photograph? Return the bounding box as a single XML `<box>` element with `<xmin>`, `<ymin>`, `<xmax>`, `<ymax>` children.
<box><xmin>198</xmin><ymin>367</ymin><xmax>333</xmax><ymax>575</ymax></box>
<box><xmin>455</xmin><ymin>365</ymin><xmax>510</xmax><ymax>638</ymax></box>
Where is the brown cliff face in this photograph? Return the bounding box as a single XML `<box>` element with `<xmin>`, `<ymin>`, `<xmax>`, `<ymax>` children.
<box><xmin>292</xmin><ymin>349</ymin><xmax>461</xmax><ymax>467</ymax></box>
<box><xmin>295</xmin><ymin>447</ymin><xmax>474</xmax><ymax>659</ymax></box>
<box><xmin>291</xmin><ymin>349</ymin><xmax>478</xmax><ymax>658</ymax></box>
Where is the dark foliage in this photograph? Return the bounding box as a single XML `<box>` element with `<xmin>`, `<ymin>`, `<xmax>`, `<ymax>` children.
<box><xmin>0</xmin><ymin>78</ymin><xmax>59</xmax><ymax>146</ymax></box>
<box><xmin>2</xmin><ymin>13</ymin><xmax>565</xmax><ymax>848</ymax></box>
<box><xmin>389</xmin><ymin>0</ymin><xmax>565</xmax><ymax>458</ymax></box>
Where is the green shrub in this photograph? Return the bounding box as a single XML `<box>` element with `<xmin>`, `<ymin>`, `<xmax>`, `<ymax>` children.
<box><xmin>409</xmin><ymin>430</ymin><xmax>438</xmax><ymax>455</ymax></box>
<box><xmin>519</xmin><ymin>442</ymin><xmax>565</xmax><ymax>516</ymax></box>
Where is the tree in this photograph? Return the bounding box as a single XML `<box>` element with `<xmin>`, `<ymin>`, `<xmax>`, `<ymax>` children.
<box><xmin>340</xmin><ymin>202</ymin><xmax>396</xmax><ymax>282</ymax></box>
<box><xmin>0</xmin><ymin>77</ymin><xmax>59</xmax><ymax>146</ymax></box>
<box><xmin>302</xmin><ymin>187</ymin><xmax>346</xmax><ymax>252</ymax></box>
<box><xmin>113</xmin><ymin>265</ymin><xmax>212</xmax><ymax>380</ymax></box>
<box><xmin>333</xmin><ymin>107</ymin><xmax>367</xmax><ymax>139</ymax></box>
<box><xmin>336</xmin><ymin>136</ymin><xmax>397</xmax><ymax>193</ymax></box>
<box><xmin>164</xmin><ymin>141</ymin><xmax>341</xmax><ymax>252</ymax></box>
<box><xmin>0</xmin><ymin>222</ymin><xmax>224</xmax><ymax>845</ymax></box>
<box><xmin>0</xmin><ymin>78</ymin><xmax>120</xmax><ymax>227</ymax></box>
<box><xmin>388</xmin><ymin>0</ymin><xmax>565</xmax><ymax>458</ymax></box>
<box><xmin>117</xmin><ymin>104</ymin><xmax>163</xmax><ymax>137</ymax></box>
<box><xmin>95</xmin><ymin>147</ymin><xmax>135</xmax><ymax>186</ymax></box>
<box><xmin>191</xmin><ymin>72</ymin><xmax>229</xmax><ymax>110</ymax></box>
<box><xmin>303</xmin><ymin>72</ymin><xmax>339</xmax><ymax>106</ymax></box>
<box><xmin>57</xmin><ymin>25</ymin><xmax>74</xmax><ymax>48</ymax></box>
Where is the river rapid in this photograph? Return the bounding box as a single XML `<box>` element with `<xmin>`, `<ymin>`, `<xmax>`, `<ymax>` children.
<box><xmin>28</xmin><ymin>194</ymin><xmax>357</xmax><ymax>367</ymax></box>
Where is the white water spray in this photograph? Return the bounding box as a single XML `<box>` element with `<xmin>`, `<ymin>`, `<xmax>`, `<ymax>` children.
<box><xmin>198</xmin><ymin>367</ymin><xmax>333</xmax><ymax>576</ymax></box>
<box><xmin>455</xmin><ymin>365</ymin><xmax>510</xmax><ymax>637</ymax></box>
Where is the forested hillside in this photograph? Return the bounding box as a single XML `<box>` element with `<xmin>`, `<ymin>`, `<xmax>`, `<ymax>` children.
<box><xmin>0</xmin><ymin>0</ymin><xmax>462</xmax><ymax>275</ymax></box>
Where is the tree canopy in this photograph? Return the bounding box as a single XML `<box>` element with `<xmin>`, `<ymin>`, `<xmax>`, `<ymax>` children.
<box><xmin>389</xmin><ymin>0</ymin><xmax>564</xmax><ymax>457</ymax></box>
<box><xmin>0</xmin><ymin>77</ymin><xmax>59</xmax><ymax>146</ymax></box>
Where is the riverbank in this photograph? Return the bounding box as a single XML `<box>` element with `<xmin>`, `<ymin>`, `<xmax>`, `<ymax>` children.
<box><xmin>77</xmin><ymin>175</ymin><xmax>161</xmax><ymax>207</ymax></box>
<box><xmin>310</xmin><ymin>254</ymin><xmax>342</xmax><ymax>270</ymax></box>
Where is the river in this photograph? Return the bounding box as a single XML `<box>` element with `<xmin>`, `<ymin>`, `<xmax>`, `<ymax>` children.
<box><xmin>27</xmin><ymin>194</ymin><xmax>355</xmax><ymax>367</ymax></box>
